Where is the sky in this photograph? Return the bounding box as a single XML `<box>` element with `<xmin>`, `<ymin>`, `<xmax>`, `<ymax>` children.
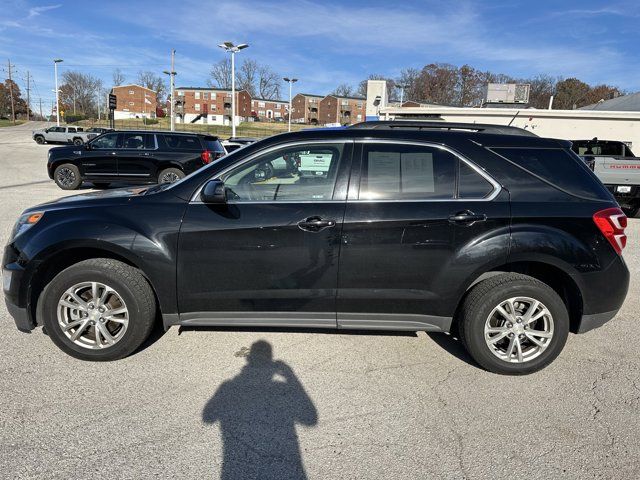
<box><xmin>1</xmin><ymin>0</ymin><xmax>639</xmax><ymax>108</ymax></box>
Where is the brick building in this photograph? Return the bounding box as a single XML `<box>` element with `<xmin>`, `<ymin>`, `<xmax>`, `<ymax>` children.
<box><xmin>250</xmin><ymin>98</ymin><xmax>288</xmax><ymax>122</ymax></box>
<box><xmin>112</xmin><ymin>84</ymin><xmax>157</xmax><ymax>120</ymax></box>
<box><xmin>318</xmin><ymin>95</ymin><xmax>365</xmax><ymax>125</ymax></box>
<box><xmin>174</xmin><ymin>87</ymin><xmax>251</xmax><ymax>126</ymax></box>
<box><xmin>291</xmin><ymin>93</ymin><xmax>323</xmax><ymax>124</ymax></box>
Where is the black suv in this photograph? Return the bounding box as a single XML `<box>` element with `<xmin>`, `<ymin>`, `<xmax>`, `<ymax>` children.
<box><xmin>5</xmin><ymin>122</ymin><xmax>629</xmax><ymax>374</ymax></box>
<box><xmin>47</xmin><ymin>131</ymin><xmax>225</xmax><ymax>190</ymax></box>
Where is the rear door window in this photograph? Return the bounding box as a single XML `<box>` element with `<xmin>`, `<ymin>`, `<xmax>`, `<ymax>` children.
<box><xmin>122</xmin><ymin>133</ymin><xmax>152</xmax><ymax>150</ymax></box>
<box><xmin>358</xmin><ymin>143</ymin><xmax>456</xmax><ymax>200</ymax></box>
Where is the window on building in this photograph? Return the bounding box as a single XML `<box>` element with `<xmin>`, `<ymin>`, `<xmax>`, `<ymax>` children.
<box><xmin>129</xmin><ymin>90</ymin><xmax>134</xmax><ymax>95</ymax></box>
<box><xmin>211</xmin><ymin>92</ymin><xmax>216</xmax><ymax>99</ymax></box>
<box><xmin>358</xmin><ymin>143</ymin><xmax>456</xmax><ymax>200</ymax></box>
<box><xmin>357</xmin><ymin>114</ymin><xmax>362</xmax><ymax>120</ymax></box>
<box><xmin>178</xmin><ymin>91</ymin><xmax>184</xmax><ymax>97</ymax></box>
<box><xmin>211</xmin><ymin>104</ymin><xmax>217</xmax><ymax>111</ymax></box>
<box><xmin>203</xmin><ymin>92</ymin><xmax>209</xmax><ymax>100</ymax></box>
<box><xmin>258</xmin><ymin>101</ymin><xmax>265</xmax><ymax>108</ymax></box>
<box><xmin>195</xmin><ymin>103</ymin><xmax>200</xmax><ymax>111</ymax></box>
<box><xmin>129</xmin><ymin>102</ymin><xmax>134</xmax><ymax>106</ymax></box>
<box><xmin>195</xmin><ymin>92</ymin><xmax>200</xmax><ymax>99</ymax></box>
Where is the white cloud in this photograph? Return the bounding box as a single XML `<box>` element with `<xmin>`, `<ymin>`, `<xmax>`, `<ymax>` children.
<box><xmin>27</xmin><ymin>4</ymin><xmax>61</xmax><ymax>18</ymax></box>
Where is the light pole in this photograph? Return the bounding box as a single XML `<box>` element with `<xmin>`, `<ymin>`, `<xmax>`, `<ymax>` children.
<box><xmin>163</xmin><ymin>49</ymin><xmax>177</xmax><ymax>132</ymax></box>
<box><xmin>283</xmin><ymin>77</ymin><xmax>298</xmax><ymax>132</ymax></box>
<box><xmin>53</xmin><ymin>59</ymin><xmax>63</xmax><ymax>126</ymax></box>
<box><xmin>396</xmin><ymin>84</ymin><xmax>408</xmax><ymax>105</ymax></box>
<box><xmin>218</xmin><ymin>41</ymin><xmax>248</xmax><ymax>138</ymax></box>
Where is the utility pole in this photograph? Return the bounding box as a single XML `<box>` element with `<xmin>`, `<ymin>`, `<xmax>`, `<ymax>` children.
<box><xmin>39</xmin><ymin>98</ymin><xmax>43</xmax><ymax>120</ymax></box>
<box><xmin>25</xmin><ymin>70</ymin><xmax>31</xmax><ymax>121</ymax></box>
<box><xmin>163</xmin><ymin>50</ymin><xmax>176</xmax><ymax>131</ymax></box>
<box><xmin>7</xmin><ymin>60</ymin><xmax>16</xmax><ymax>124</ymax></box>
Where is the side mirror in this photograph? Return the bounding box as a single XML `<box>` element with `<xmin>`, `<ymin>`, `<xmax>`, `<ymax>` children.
<box><xmin>200</xmin><ymin>180</ymin><xmax>227</xmax><ymax>204</ymax></box>
<box><xmin>85</xmin><ymin>143</ymin><xmax>92</xmax><ymax>150</ymax></box>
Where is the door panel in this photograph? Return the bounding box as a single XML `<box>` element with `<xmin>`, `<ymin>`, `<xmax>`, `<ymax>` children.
<box><xmin>177</xmin><ymin>141</ymin><xmax>352</xmax><ymax>323</ymax></box>
<box><xmin>117</xmin><ymin>133</ymin><xmax>156</xmax><ymax>179</ymax></box>
<box><xmin>337</xmin><ymin>142</ymin><xmax>510</xmax><ymax>327</ymax></box>
<box><xmin>81</xmin><ymin>132</ymin><xmax>119</xmax><ymax>177</ymax></box>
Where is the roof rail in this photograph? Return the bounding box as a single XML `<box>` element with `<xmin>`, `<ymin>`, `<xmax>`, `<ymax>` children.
<box><xmin>347</xmin><ymin>120</ymin><xmax>537</xmax><ymax>136</ymax></box>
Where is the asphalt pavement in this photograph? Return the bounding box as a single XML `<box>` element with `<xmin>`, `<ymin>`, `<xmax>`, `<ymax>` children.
<box><xmin>0</xmin><ymin>122</ymin><xmax>638</xmax><ymax>479</ymax></box>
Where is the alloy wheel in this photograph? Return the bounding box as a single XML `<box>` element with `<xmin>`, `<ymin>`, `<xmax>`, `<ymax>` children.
<box><xmin>57</xmin><ymin>281</ymin><xmax>129</xmax><ymax>349</ymax></box>
<box><xmin>484</xmin><ymin>296</ymin><xmax>554</xmax><ymax>363</ymax></box>
<box><xmin>57</xmin><ymin>168</ymin><xmax>76</xmax><ymax>187</ymax></box>
<box><xmin>160</xmin><ymin>172</ymin><xmax>180</xmax><ymax>183</ymax></box>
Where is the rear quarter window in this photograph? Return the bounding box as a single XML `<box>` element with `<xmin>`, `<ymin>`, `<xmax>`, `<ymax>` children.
<box><xmin>491</xmin><ymin>147</ymin><xmax>611</xmax><ymax>200</ymax></box>
<box><xmin>163</xmin><ymin>134</ymin><xmax>202</xmax><ymax>151</ymax></box>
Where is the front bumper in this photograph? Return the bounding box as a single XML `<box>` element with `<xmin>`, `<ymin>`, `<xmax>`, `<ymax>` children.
<box><xmin>3</xmin><ymin>265</ymin><xmax>36</xmax><ymax>332</ymax></box>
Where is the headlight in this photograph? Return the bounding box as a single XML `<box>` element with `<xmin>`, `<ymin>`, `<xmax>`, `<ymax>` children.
<box><xmin>11</xmin><ymin>212</ymin><xmax>44</xmax><ymax>240</ymax></box>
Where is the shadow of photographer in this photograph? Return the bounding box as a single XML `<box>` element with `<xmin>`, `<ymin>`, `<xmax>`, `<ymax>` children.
<box><xmin>203</xmin><ymin>340</ymin><xmax>318</xmax><ymax>480</ymax></box>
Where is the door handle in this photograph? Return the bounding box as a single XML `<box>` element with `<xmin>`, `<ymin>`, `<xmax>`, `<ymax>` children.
<box><xmin>297</xmin><ymin>216</ymin><xmax>336</xmax><ymax>232</ymax></box>
<box><xmin>139</xmin><ymin>152</ymin><xmax>151</xmax><ymax>156</ymax></box>
<box><xmin>448</xmin><ymin>210</ymin><xmax>487</xmax><ymax>224</ymax></box>
<box><xmin>109</xmin><ymin>151</ymin><xmax>117</xmax><ymax>155</ymax></box>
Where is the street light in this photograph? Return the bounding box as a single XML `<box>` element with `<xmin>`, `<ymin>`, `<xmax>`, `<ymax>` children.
<box><xmin>163</xmin><ymin>49</ymin><xmax>177</xmax><ymax>131</ymax></box>
<box><xmin>217</xmin><ymin>41</ymin><xmax>249</xmax><ymax>138</ymax></box>
<box><xmin>53</xmin><ymin>59</ymin><xmax>63</xmax><ymax>126</ymax></box>
<box><xmin>283</xmin><ymin>77</ymin><xmax>298</xmax><ymax>132</ymax></box>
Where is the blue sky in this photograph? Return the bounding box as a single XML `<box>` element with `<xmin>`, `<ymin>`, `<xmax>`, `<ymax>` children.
<box><xmin>1</xmin><ymin>0</ymin><xmax>639</xmax><ymax>106</ymax></box>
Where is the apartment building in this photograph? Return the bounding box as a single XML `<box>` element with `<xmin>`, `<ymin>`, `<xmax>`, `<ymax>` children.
<box><xmin>250</xmin><ymin>98</ymin><xmax>288</xmax><ymax>121</ymax></box>
<box><xmin>174</xmin><ymin>87</ymin><xmax>251</xmax><ymax>126</ymax></box>
<box><xmin>112</xmin><ymin>84</ymin><xmax>157</xmax><ymax>120</ymax></box>
<box><xmin>318</xmin><ymin>95</ymin><xmax>366</xmax><ymax>125</ymax></box>
<box><xmin>291</xmin><ymin>93</ymin><xmax>323</xmax><ymax>124</ymax></box>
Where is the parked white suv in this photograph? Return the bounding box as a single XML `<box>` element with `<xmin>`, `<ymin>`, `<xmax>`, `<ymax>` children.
<box><xmin>32</xmin><ymin>126</ymin><xmax>99</xmax><ymax>145</ymax></box>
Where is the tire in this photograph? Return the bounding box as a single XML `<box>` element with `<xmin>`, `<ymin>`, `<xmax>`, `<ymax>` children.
<box><xmin>158</xmin><ymin>167</ymin><xmax>185</xmax><ymax>184</ymax></box>
<box><xmin>73</xmin><ymin>138</ymin><xmax>84</xmax><ymax>146</ymax></box>
<box><xmin>40</xmin><ymin>259</ymin><xmax>156</xmax><ymax>361</ymax></box>
<box><xmin>54</xmin><ymin>163</ymin><xmax>82</xmax><ymax>190</ymax></box>
<box><xmin>458</xmin><ymin>273</ymin><xmax>569</xmax><ymax>375</ymax></box>
<box><xmin>92</xmin><ymin>182</ymin><xmax>111</xmax><ymax>189</ymax></box>
<box><xmin>34</xmin><ymin>135</ymin><xmax>45</xmax><ymax>144</ymax></box>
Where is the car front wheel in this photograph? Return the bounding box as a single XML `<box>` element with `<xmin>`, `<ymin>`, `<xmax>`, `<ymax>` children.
<box><xmin>35</xmin><ymin>135</ymin><xmax>45</xmax><ymax>144</ymax></box>
<box><xmin>158</xmin><ymin>167</ymin><xmax>185</xmax><ymax>184</ymax></box>
<box><xmin>458</xmin><ymin>273</ymin><xmax>569</xmax><ymax>375</ymax></box>
<box><xmin>40</xmin><ymin>259</ymin><xmax>156</xmax><ymax>361</ymax></box>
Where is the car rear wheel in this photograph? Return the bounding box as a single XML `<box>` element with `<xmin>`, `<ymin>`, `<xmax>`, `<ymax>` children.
<box><xmin>458</xmin><ymin>273</ymin><xmax>569</xmax><ymax>375</ymax></box>
<box><xmin>35</xmin><ymin>135</ymin><xmax>45</xmax><ymax>144</ymax></box>
<box><xmin>73</xmin><ymin>138</ymin><xmax>84</xmax><ymax>146</ymax></box>
<box><xmin>158</xmin><ymin>167</ymin><xmax>185</xmax><ymax>184</ymax></box>
<box><xmin>40</xmin><ymin>259</ymin><xmax>156</xmax><ymax>361</ymax></box>
<box><xmin>54</xmin><ymin>163</ymin><xmax>82</xmax><ymax>190</ymax></box>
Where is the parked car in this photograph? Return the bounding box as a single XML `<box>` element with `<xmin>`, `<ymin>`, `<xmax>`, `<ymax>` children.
<box><xmin>47</xmin><ymin>131</ymin><xmax>225</xmax><ymax>190</ymax></box>
<box><xmin>571</xmin><ymin>138</ymin><xmax>640</xmax><ymax>217</ymax></box>
<box><xmin>85</xmin><ymin>127</ymin><xmax>115</xmax><ymax>134</ymax></box>
<box><xmin>4</xmin><ymin>122</ymin><xmax>629</xmax><ymax>374</ymax></box>
<box><xmin>32</xmin><ymin>126</ymin><xmax>99</xmax><ymax>145</ymax></box>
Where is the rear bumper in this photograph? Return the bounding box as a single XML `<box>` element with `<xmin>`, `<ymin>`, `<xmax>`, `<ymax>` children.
<box><xmin>577</xmin><ymin>309</ymin><xmax>619</xmax><ymax>333</ymax></box>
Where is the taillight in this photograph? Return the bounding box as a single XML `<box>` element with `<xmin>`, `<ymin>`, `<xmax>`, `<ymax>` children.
<box><xmin>593</xmin><ymin>207</ymin><xmax>627</xmax><ymax>255</ymax></box>
<box><xmin>201</xmin><ymin>150</ymin><xmax>213</xmax><ymax>164</ymax></box>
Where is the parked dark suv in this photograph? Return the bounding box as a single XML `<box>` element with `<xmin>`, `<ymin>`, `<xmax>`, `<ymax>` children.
<box><xmin>4</xmin><ymin>122</ymin><xmax>629</xmax><ymax>374</ymax></box>
<box><xmin>47</xmin><ymin>131</ymin><xmax>225</xmax><ymax>190</ymax></box>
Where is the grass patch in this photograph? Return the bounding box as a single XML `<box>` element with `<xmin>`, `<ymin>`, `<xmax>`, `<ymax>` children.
<box><xmin>74</xmin><ymin>117</ymin><xmax>316</xmax><ymax>139</ymax></box>
<box><xmin>0</xmin><ymin>119</ymin><xmax>26</xmax><ymax>127</ymax></box>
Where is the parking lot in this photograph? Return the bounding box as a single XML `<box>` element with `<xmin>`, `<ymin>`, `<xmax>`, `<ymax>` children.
<box><xmin>0</xmin><ymin>121</ymin><xmax>639</xmax><ymax>479</ymax></box>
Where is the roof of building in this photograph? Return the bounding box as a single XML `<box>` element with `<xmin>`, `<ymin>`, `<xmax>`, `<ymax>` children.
<box><xmin>175</xmin><ymin>86</ymin><xmax>250</xmax><ymax>93</ymax></box>
<box><xmin>252</xmin><ymin>98</ymin><xmax>288</xmax><ymax>104</ymax></box>
<box><xmin>112</xmin><ymin>84</ymin><xmax>156</xmax><ymax>92</ymax></box>
<box><xmin>580</xmin><ymin>92</ymin><xmax>640</xmax><ymax>111</ymax></box>
<box><xmin>324</xmin><ymin>94</ymin><xmax>366</xmax><ymax>101</ymax></box>
<box><xmin>296</xmin><ymin>93</ymin><xmax>324</xmax><ymax>98</ymax></box>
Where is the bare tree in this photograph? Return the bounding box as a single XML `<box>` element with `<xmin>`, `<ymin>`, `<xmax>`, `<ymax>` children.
<box><xmin>331</xmin><ymin>83</ymin><xmax>354</xmax><ymax>97</ymax></box>
<box><xmin>208</xmin><ymin>58</ymin><xmax>232</xmax><ymax>89</ymax></box>
<box><xmin>257</xmin><ymin>64</ymin><xmax>281</xmax><ymax>99</ymax></box>
<box><xmin>397</xmin><ymin>68</ymin><xmax>421</xmax><ymax>103</ymax></box>
<box><xmin>136</xmin><ymin>71</ymin><xmax>166</xmax><ymax>102</ymax></box>
<box><xmin>237</xmin><ymin>59</ymin><xmax>258</xmax><ymax>96</ymax></box>
<box><xmin>112</xmin><ymin>68</ymin><xmax>125</xmax><ymax>87</ymax></box>
<box><xmin>59</xmin><ymin>70</ymin><xmax>103</xmax><ymax>117</ymax></box>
